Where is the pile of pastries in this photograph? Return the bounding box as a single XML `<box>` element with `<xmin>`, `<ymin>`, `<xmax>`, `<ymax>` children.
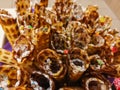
<box><xmin>0</xmin><ymin>0</ymin><xmax>120</xmax><ymax>90</ymax></box>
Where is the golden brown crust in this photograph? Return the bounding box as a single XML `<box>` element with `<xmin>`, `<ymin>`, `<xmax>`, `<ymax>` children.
<box><xmin>0</xmin><ymin>9</ymin><xmax>11</xmax><ymax>16</ymax></box>
<box><xmin>68</xmin><ymin>48</ymin><xmax>89</xmax><ymax>81</ymax></box>
<box><xmin>0</xmin><ymin>14</ymin><xmax>20</xmax><ymax>47</ymax></box>
<box><xmin>0</xmin><ymin>48</ymin><xmax>17</xmax><ymax>64</ymax></box>
<box><xmin>15</xmin><ymin>0</ymin><xmax>30</xmax><ymax>15</ymax></box>
<box><xmin>39</xmin><ymin>0</ymin><xmax>48</xmax><ymax>7</ymax></box>
<box><xmin>36</xmin><ymin>49</ymin><xmax>67</xmax><ymax>81</ymax></box>
<box><xmin>12</xmin><ymin>35</ymin><xmax>34</xmax><ymax>64</ymax></box>
<box><xmin>0</xmin><ymin>0</ymin><xmax>120</xmax><ymax>89</ymax></box>
<box><xmin>30</xmin><ymin>71</ymin><xmax>55</xmax><ymax>90</ymax></box>
<box><xmin>59</xmin><ymin>87</ymin><xmax>84</xmax><ymax>90</ymax></box>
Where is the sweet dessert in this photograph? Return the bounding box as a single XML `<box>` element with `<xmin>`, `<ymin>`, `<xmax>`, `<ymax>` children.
<box><xmin>68</xmin><ymin>47</ymin><xmax>89</xmax><ymax>81</ymax></box>
<box><xmin>30</xmin><ymin>71</ymin><xmax>55</xmax><ymax>90</ymax></box>
<box><xmin>0</xmin><ymin>0</ymin><xmax>120</xmax><ymax>89</ymax></box>
<box><xmin>82</xmin><ymin>72</ymin><xmax>112</xmax><ymax>90</ymax></box>
<box><xmin>36</xmin><ymin>49</ymin><xmax>67</xmax><ymax>81</ymax></box>
<box><xmin>0</xmin><ymin>9</ymin><xmax>20</xmax><ymax>47</ymax></box>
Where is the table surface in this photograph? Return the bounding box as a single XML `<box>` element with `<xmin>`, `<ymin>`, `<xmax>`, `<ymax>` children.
<box><xmin>0</xmin><ymin>0</ymin><xmax>120</xmax><ymax>48</ymax></box>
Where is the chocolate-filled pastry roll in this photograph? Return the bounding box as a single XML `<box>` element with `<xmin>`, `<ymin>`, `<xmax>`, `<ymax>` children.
<box><xmin>103</xmin><ymin>33</ymin><xmax>114</xmax><ymax>46</ymax></box>
<box><xmin>50</xmin><ymin>29</ymin><xmax>70</xmax><ymax>54</ymax></box>
<box><xmin>89</xmin><ymin>54</ymin><xmax>116</xmax><ymax>76</ymax></box>
<box><xmin>90</xmin><ymin>34</ymin><xmax>105</xmax><ymax>47</ymax></box>
<box><xmin>97</xmin><ymin>16</ymin><xmax>112</xmax><ymax>30</ymax></box>
<box><xmin>87</xmin><ymin>34</ymin><xmax>105</xmax><ymax>55</ymax></box>
<box><xmin>89</xmin><ymin>55</ymin><xmax>106</xmax><ymax>71</ymax></box>
<box><xmin>53</xmin><ymin>0</ymin><xmax>74</xmax><ymax>25</ymax></box>
<box><xmin>32</xmin><ymin>23</ymin><xmax>51</xmax><ymax>53</ymax></box>
<box><xmin>13</xmin><ymin>35</ymin><xmax>34</xmax><ymax>64</ymax></box>
<box><xmin>71</xmin><ymin>2</ymin><xmax>83</xmax><ymax>21</ymax></box>
<box><xmin>72</xmin><ymin>25</ymin><xmax>91</xmax><ymax>49</ymax></box>
<box><xmin>111</xmin><ymin>39</ymin><xmax>120</xmax><ymax>64</ymax></box>
<box><xmin>82</xmin><ymin>72</ymin><xmax>111</xmax><ymax>90</ymax></box>
<box><xmin>68</xmin><ymin>48</ymin><xmax>89</xmax><ymax>81</ymax></box>
<box><xmin>59</xmin><ymin>86</ymin><xmax>84</xmax><ymax>90</ymax></box>
<box><xmin>112</xmin><ymin>63</ymin><xmax>120</xmax><ymax>77</ymax></box>
<box><xmin>37</xmin><ymin>49</ymin><xmax>67</xmax><ymax>81</ymax></box>
<box><xmin>30</xmin><ymin>71</ymin><xmax>55</xmax><ymax>90</ymax></box>
<box><xmin>89</xmin><ymin>43</ymin><xmax>119</xmax><ymax>76</ymax></box>
<box><xmin>87</xmin><ymin>44</ymin><xmax>100</xmax><ymax>55</ymax></box>
<box><xmin>81</xmin><ymin>5</ymin><xmax>99</xmax><ymax>28</ymax></box>
<box><xmin>65</xmin><ymin>21</ymin><xmax>81</xmax><ymax>49</ymax></box>
<box><xmin>97</xmin><ymin>65</ymin><xmax>119</xmax><ymax>77</ymax></box>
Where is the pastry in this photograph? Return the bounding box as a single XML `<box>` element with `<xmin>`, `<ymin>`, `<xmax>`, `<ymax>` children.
<box><xmin>36</xmin><ymin>49</ymin><xmax>67</xmax><ymax>81</ymax></box>
<box><xmin>30</xmin><ymin>71</ymin><xmax>55</xmax><ymax>90</ymax></box>
<box><xmin>0</xmin><ymin>0</ymin><xmax>120</xmax><ymax>89</ymax></box>
<box><xmin>0</xmin><ymin>11</ymin><xmax>20</xmax><ymax>47</ymax></box>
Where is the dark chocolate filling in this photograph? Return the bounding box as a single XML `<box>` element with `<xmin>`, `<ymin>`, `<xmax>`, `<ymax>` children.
<box><xmin>89</xmin><ymin>81</ymin><xmax>105</xmax><ymax>90</ymax></box>
<box><xmin>31</xmin><ymin>73</ymin><xmax>50</xmax><ymax>89</ymax></box>
<box><xmin>91</xmin><ymin>37</ymin><xmax>99</xmax><ymax>45</ymax></box>
<box><xmin>50</xmin><ymin>60</ymin><xmax>61</xmax><ymax>73</ymax></box>
<box><xmin>51</xmin><ymin>32</ymin><xmax>68</xmax><ymax>51</ymax></box>
<box><xmin>91</xmin><ymin>59</ymin><xmax>98</xmax><ymax>65</ymax></box>
<box><xmin>45</xmin><ymin>58</ymin><xmax>61</xmax><ymax>73</ymax></box>
<box><xmin>72</xmin><ymin>59</ymin><xmax>83</xmax><ymax>67</ymax></box>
